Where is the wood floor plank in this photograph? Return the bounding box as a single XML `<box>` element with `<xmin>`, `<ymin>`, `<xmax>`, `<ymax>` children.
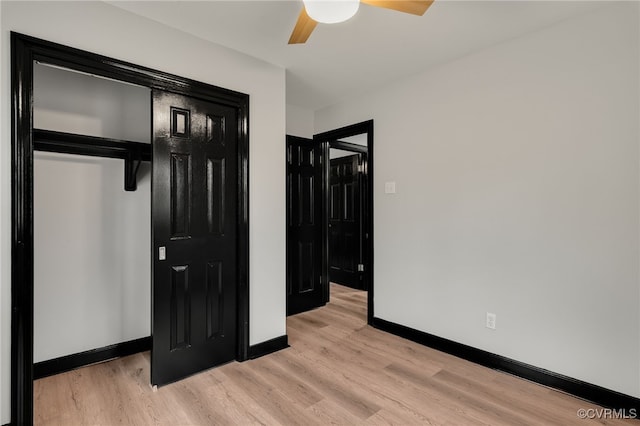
<box><xmin>271</xmin><ymin>349</ymin><xmax>382</xmax><ymax>420</ymax></box>
<box><xmin>34</xmin><ymin>283</ymin><xmax>639</xmax><ymax>425</ymax></box>
<box><xmin>220</xmin><ymin>361</ymin><xmax>318</xmax><ymax>426</ymax></box>
<box><xmin>207</xmin><ymin>374</ymin><xmax>283</xmax><ymax>425</ymax></box>
<box><xmin>304</xmin><ymin>398</ymin><xmax>365</xmax><ymax>425</ymax></box>
<box><xmin>244</xmin><ymin>356</ymin><xmax>324</xmax><ymax>408</ymax></box>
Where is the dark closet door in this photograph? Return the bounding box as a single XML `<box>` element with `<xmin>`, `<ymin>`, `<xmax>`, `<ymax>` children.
<box><xmin>151</xmin><ymin>90</ymin><xmax>238</xmax><ymax>386</ymax></box>
<box><xmin>286</xmin><ymin>136</ymin><xmax>325</xmax><ymax>316</ymax></box>
<box><xmin>329</xmin><ymin>154</ymin><xmax>363</xmax><ymax>289</ymax></box>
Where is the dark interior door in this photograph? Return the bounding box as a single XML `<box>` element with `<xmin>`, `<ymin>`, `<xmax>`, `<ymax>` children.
<box><xmin>286</xmin><ymin>136</ymin><xmax>324</xmax><ymax>316</ymax></box>
<box><xmin>152</xmin><ymin>90</ymin><xmax>238</xmax><ymax>386</ymax></box>
<box><xmin>329</xmin><ymin>154</ymin><xmax>364</xmax><ymax>289</ymax></box>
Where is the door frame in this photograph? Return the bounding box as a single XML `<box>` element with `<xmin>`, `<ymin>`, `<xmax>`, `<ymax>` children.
<box><xmin>10</xmin><ymin>32</ymin><xmax>250</xmax><ymax>425</ymax></box>
<box><xmin>315</xmin><ymin>120</ymin><xmax>374</xmax><ymax>323</ymax></box>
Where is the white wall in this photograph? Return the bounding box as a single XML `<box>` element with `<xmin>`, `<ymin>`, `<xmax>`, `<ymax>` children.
<box><xmin>1</xmin><ymin>2</ymin><xmax>286</xmax><ymax>422</ymax></box>
<box><xmin>34</xmin><ymin>63</ymin><xmax>151</xmax><ymax>143</ymax></box>
<box><xmin>34</xmin><ymin>153</ymin><xmax>151</xmax><ymax>362</ymax></box>
<box><xmin>33</xmin><ymin>62</ymin><xmax>152</xmax><ymax>363</ymax></box>
<box><xmin>316</xmin><ymin>3</ymin><xmax>640</xmax><ymax>398</ymax></box>
<box><xmin>286</xmin><ymin>103</ymin><xmax>314</xmax><ymax>138</ymax></box>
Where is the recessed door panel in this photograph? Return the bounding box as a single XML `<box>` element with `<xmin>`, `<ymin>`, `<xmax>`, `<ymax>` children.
<box><xmin>298</xmin><ymin>145</ymin><xmax>315</xmax><ymax>167</ymax></box>
<box><xmin>206</xmin><ymin>114</ymin><xmax>225</xmax><ymax>145</ymax></box>
<box><xmin>206</xmin><ymin>158</ymin><xmax>225</xmax><ymax>235</ymax></box>
<box><xmin>170</xmin><ymin>265</ymin><xmax>191</xmax><ymax>351</ymax></box>
<box><xmin>170</xmin><ymin>153</ymin><xmax>191</xmax><ymax>239</ymax></box>
<box><xmin>330</xmin><ymin>163</ymin><xmax>340</xmax><ymax>179</ymax></box>
<box><xmin>343</xmin><ymin>182</ymin><xmax>355</xmax><ymax>222</ymax></box>
<box><xmin>300</xmin><ymin>175</ymin><xmax>315</xmax><ymax>226</ymax></box>
<box><xmin>206</xmin><ymin>261</ymin><xmax>223</xmax><ymax>339</ymax></box>
<box><xmin>171</xmin><ymin>107</ymin><xmax>191</xmax><ymax>138</ymax></box>
<box><xmin>330</xmin><ymin>184</ymin><xmax>341</xmax><ymax>221</ymax></box>
<box><xmin>298</xmin><ymin>242</ymin><xmax>315</xmax><ymax>293</ymax></box>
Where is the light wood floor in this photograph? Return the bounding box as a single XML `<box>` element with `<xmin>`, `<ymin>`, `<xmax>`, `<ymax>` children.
<box><xmin>35</xmin><ymin>284</ymin><xmax>637</xmax><ymax>425</ymax></box>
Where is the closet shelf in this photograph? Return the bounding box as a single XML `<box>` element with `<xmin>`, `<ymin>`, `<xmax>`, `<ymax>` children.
<box><xmin>33</xmin><ymin>129</ymin><xmax>151</xmax><ymax>191</ymax></box>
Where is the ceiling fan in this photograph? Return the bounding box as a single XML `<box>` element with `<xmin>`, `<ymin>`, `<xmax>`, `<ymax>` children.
<box><xmin>289</xmin><ymin>0</ymin><xmax>434</xmax><ymax>44</ymax></box>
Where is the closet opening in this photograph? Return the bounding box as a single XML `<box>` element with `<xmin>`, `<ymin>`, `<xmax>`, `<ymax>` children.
<box><xmin>32</xmin><ymin>61</ymin><xmax>153</xmax><ymax>379</ymax></box>
<box><xmin>11</xmin><ymin>32</ymin><xmax>250</xmax><ymax>425</ymax></box>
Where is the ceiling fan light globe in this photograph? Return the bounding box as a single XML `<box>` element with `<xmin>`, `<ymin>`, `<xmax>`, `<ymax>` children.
<box><xmin>303</xmin><ymin>0</ymin><xmax>360</xmax><ymax>24</ymax></box>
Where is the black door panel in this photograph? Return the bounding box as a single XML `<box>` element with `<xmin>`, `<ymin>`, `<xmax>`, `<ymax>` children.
<box><xmin>287</xmin><ymin>136</ymin><xmax>324</xmax><ymax>315</ymax></box>
<box><xmin>152</xmin><ymin>91</ymin><xmax>237</xmax><ymax>386</ymax></box>
<box><xmin>329</xmin><ymin>154</ymin><xmax>363</xmax><ymax>289</ymax></box>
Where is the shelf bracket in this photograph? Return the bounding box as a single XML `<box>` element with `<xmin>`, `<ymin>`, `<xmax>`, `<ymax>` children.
<box><xmin>124</xmin><ymin>153</ymin><xmax>143</xmax><ymax>192</ymax></box>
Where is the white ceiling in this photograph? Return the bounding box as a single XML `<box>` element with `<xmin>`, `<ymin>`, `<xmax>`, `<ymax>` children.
<box><xmin>108</xmin><ymin>0</ymin><xmax>607</xmax><ymax>110</ymax></box>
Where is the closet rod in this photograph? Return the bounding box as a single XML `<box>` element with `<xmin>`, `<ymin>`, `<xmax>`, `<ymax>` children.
<box><xmin>33</xmin><ymin>129</ymin><xmax>151</xmax><ymax>191</ymax></box>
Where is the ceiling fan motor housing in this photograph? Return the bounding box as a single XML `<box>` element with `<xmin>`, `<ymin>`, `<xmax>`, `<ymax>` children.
<box><xmin>303</xmin><ymin>0</ymin><xmax>361</xmax><ymax>24</ymax></box>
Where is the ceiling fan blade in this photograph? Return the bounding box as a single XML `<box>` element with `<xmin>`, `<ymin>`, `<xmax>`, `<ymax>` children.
<box><xmin>360</xmin><ymin>0</ymin><xmax>434</xmax><ymax>16</ymax></box>
<box><xmin>289</xmin><ymin>7</ymin><xmax>318</xmax><ymax>44</ymax></box>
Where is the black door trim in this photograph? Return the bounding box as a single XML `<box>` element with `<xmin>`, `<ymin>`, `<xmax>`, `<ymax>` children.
<box><xmin>33</xmin><ymin>336</ymin><xmax>152</xmax><ymax>380</ymax></box>
<box><xmin>371</xmin><ymin>317</ymin><xmax>640</xmax><ymax>412</ymax></box>
<box><xmin>11</xmin><ymin>32</ymin><xmax>250</xmax><ymax>425</ymax></box>
<box><xmin>247</xmin><ymin>335</ymin><xmax>290</xmax><ymax>359</ymax></box>
<box><xmin>314</xmin><ymin>120</ymin><xmax>374</xmax><ymax>323</ymax></box>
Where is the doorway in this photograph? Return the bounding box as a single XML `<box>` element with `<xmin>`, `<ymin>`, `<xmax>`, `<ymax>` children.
<box><xmin>286</xmin><ymin>120</ymin><xmax>374</xmax><ymax>323</ymax></box>
<box><xmin>11</xmin><ymin>33</ymin><xmax>250</xmax><ymax>425</ymax></box>
<box><xmin>328</xmin><ymin>138</ymin><xmax>368</xmax><ymax>291</ymax></box>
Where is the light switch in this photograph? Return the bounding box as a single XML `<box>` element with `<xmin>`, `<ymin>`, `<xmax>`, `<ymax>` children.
<box><xmin>385</xmin><ymin>181</ymin><xmax>396</xmax><ymax>194</ymax></box>
<box><xmin>159</xmin><ymin>246</ymin><xmax>166</xmax><ymax>261</ymax></box>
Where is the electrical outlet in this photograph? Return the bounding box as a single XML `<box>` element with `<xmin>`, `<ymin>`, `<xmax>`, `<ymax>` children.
<box><xmin>486</xmin><ymin>312</ymin><xmax>496</xmax><ymax>330</ymax></box>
